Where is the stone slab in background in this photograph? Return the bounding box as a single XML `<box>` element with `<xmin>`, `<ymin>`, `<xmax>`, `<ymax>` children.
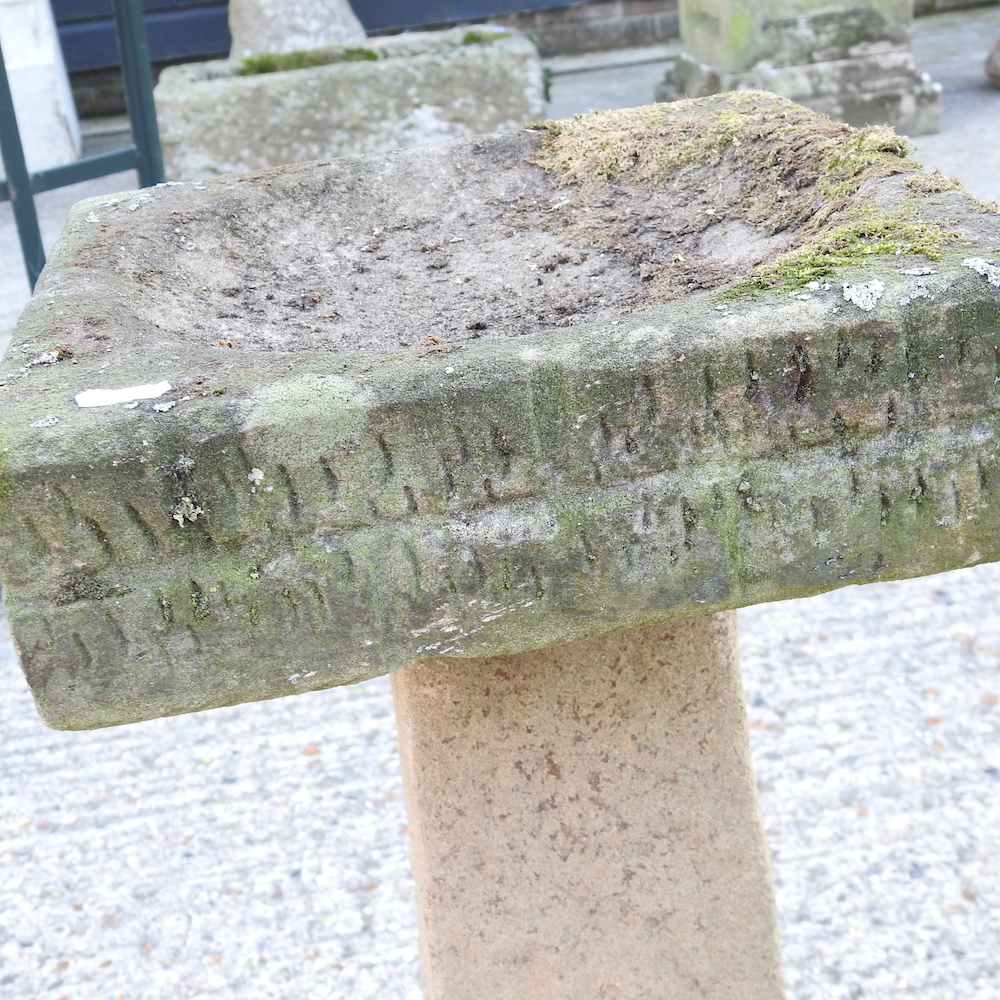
<box><xmin>658</xmin><ymin>0</ymin><xmax>942</xmax><ymax>134</ymax></box>
<box><xmin>229</xmin><ymin>0</ymin><xmax>366</xmax><ymax>59</ymax></box>
<box><xmin>2</xmin><ymin>93</ymin><xmax>1000</xmax><ymax>729</ymax></box>
<box><xmin>154</xmin><ymin>26</ymin><xmax>545</xmax><ymax>180</ymax></box>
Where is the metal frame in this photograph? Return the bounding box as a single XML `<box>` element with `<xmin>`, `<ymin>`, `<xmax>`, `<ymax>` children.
<box><xmin>0</xmin><ymin>0</ymin><xmax>163</xmax><ymax>290</ymax></box>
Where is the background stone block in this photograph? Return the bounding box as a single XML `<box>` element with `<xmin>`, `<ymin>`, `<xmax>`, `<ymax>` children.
<box><xmin>154</xmin><ymin>27</ymin><xmax>546</xmax><ymax>181</ymax></box>
<box><xmin>659</xmin><ymin>0</ymin><xmax>942</xmax><ymax>133</ymax></box>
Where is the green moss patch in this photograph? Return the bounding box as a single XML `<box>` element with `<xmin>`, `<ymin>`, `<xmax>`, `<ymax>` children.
<box><xmin>527</xmin><ymin>93</ymin><xmax>912</xmax><ymax>204</ymax></box>
<box><xmin>527</xmin><ymin>92</ymin><xmax>970</xmax><ymax>294</ymax></box>
<box><xmin>239</xmin><ymin>46</ymin><xmax>378</xmax><ymax>75</ymax></box>
<box><xmin>735</xmin><ymin>216</ymin><xmax>960</xmax><ymax>292</ymax></box>
<box><xmin>461</xmin><ymin>29</ymin><xmax>510</xmax><ymax>44</ymax></box>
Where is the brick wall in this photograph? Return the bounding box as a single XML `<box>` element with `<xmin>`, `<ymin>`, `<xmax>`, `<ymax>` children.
<box><xmin>492</xmin><ymin>0</ymin><xmax>678</xmax><ymax>57</ymax></box>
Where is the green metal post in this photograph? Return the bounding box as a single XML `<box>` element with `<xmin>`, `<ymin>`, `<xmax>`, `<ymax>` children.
<box><xmin>0</xmin><ymin>38</ymin><xmax>46</xmax><ymax>290</ymax></box>
<box><xmin>112</xmin><ymin>0</ymin><xmax>165</xmax><ymax>187</ymax></box>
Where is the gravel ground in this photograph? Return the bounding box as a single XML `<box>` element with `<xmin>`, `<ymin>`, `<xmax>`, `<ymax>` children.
<box><xmin>743</xmin><ymin>567</ymin><xmax>1000</xmax><ymax>1000</ymax></box>
<box><xmin>3</xmin><ymin>7</ymin><xmax>1000</xmax><ymax>997</ymax></box>
<box><xmin>3</xmin><ymin>561</ymin><xmax>1000</xmax><ymax>999</ymax></box>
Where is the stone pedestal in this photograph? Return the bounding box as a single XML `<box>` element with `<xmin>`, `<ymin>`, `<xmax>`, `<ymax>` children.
<box><xmin>154</xmin><ymin>26</ymin><xmax>545</xmax><ymax>180</ymax></box>
<box><xmin>0</xmin><ymin>0</ymin><xmax>80</xmax><ymax>173</ymax></box>
<box><xmin>392</xmin><ymin>613</ymin><xmax>785</xmax><ymax>1000</ymax></box>
<box><xmin>229</xmin><ymin>0</ymin><xmax>366</xmax><ymax>60</ymax></box>
<box><xmin>657</xmin><ymin>0</ymin><xmax>941</xmax><ymax>134</ymax></box>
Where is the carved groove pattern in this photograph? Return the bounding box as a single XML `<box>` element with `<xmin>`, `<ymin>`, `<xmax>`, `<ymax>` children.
<box><xmin>71</xmin><ymin>632</ymin><xmax>92</xmax><ymax>671</ymax></box>
<box><xmin>402</xmin><ymin>542</ymin><xmax>423</xmax><ymax>592</ymax></box>
<box><xmin>81</xmin><ymin>516</ymin><xmax>115</xmax><ymax>562</ymax></box>
<box><xmin>319</xmin><ymin>457</ymin><xmax>341</xmax><ymax>501</ymax></box>
<box><xmin>276</xmin><ymin>464</ymin><xmax>304</xmax><ymax>521</ymax></box>
<box><xmin>376</xmin><ymin>434</ymin><xmax>394</xmax><ymax>487</ymax></box>
<box><xmin>104</xmin><ymin>612</ymin><xmax>129</xmax><ymax>652</ymax></box>
<box><xmin>124</xmin><ymin>504</ymin><xmax>161</xmax><ymax>551</ymax></box>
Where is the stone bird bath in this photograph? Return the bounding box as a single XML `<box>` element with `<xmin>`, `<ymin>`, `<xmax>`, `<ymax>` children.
<box><xmin>2</xmin><ymin>93</ymin><xmax>999</xmax><ymax>998</ymax></box>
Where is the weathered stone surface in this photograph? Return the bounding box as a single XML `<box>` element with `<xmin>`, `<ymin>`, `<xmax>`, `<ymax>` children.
<box><xmin>659</xmin><ymin>0</ymin><xmax>942</xmax><ymax>134</ymax></box>
<box><xmin>1</xmin><ymin>93</ymin><xmax>999</xmax><ymax>729</ymax></box>
<box><xmin>228</xmin><ymin>0</ymin><xmax>366</xmax><ymax>60</ymax></box>
<box><xmin>988</xmin><ymin>34</ymin><xmax>1000</xmax><ymax>87</ymax></box>
<box><xmin>154</xmin><ymin>27</ymin><xmax>545</xmax><ymax>181</ymax></box>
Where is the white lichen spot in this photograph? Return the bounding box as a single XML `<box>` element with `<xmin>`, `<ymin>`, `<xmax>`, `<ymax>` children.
<box><xmin>30</xmin><ymin>415</ymin><xmax>60</xmax><ymax>428</ymax></box>
<box><xmin>842</xmin><ymin>279</ymin><xmax>885</xmax><ymax>311</ymax></box>
<box><xmin>963</xmin><ymin>258</ymin><xmax>1000</xmax><ymax>288</ymax></box>
<box><xmin>248</xmin><ymin>467</ymin><xmax>265</xmax><ymax>495</ymax></box>
<box><xmin>171</xmin><ymin>496</ymin><xmax>204</xmax><ymax>527</ymax></box>
<box><xmin>897</xmin><ymin>264</ymin><xmax>936</xmax><ymax>276</ymax></box>
<box><xmin>152</xmin><ymin>401</ymin><xmax>177</xmax><ymax>413</ymax></box>
<box><xmin>901</xmin><ymin>284</ymin><xmax>934</xmax><ymax>306</ymax></box>
<box><xmin>75</xmin><ymin>380</ymin><xmax>172</xmax><ymax>407</ymax></box>
<box><xmin>85</xmin><ymin>212</ymin><xmax>101</xmax><ymax>224</ymax></box>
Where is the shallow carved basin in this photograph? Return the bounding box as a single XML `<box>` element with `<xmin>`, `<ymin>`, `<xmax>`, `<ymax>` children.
<box><xmin>1</xmin><ymin>93</ymin><xmax>999</xmax><ymax>729</ymax></box>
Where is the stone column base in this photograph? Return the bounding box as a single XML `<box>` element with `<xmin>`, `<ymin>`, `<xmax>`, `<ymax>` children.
<box><xmin>656</xmin><ymin>49</ymin><xmax>941</xmax><ymax>135</ymax></box>
<box><xmin>391</xmin><ymin>613</ymin><xmax>785</xmax><ymax>1000</ymax></box>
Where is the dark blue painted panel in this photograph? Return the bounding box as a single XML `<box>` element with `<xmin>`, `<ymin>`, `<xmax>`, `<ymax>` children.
<box><xmin>58</xmin><ymin>7</ymin><xmax>230</xmax><ymax>71</ymax></box>
<box><xmin>352</xmin><ymin>1</ymin><xmax>584</xmax><ymax>32</ymax></box>
<box><xmin>55</xmin><ymin>1</ymin><xmax>588</xmax><ymax>72</ymax></box>
<box><xmin>53</xmin><ymin>0</ymin><xmax>221</xmax><ymax>20</ymax></box>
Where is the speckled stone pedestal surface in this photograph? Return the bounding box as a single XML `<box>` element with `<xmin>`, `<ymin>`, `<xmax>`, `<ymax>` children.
<box><xmin>393</xmin><ymin>612</ymin><xmax>784</xmax><ymax>1000</ymax></box>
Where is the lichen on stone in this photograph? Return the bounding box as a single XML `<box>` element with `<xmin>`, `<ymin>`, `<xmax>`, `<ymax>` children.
<box><xmin>171</xmin><ymin>496</ymin><xmax>205</xmax><ymax>527</ymax></box>
<box><xmin>55</xmin><ymin>572</ymin><xmax>128</xmax><ymax>605</ymax></box>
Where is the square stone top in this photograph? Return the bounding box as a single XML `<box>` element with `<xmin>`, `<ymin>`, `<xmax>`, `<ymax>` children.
<box><xmin>2</xmin><ymin>93</ymin><xmax>999</xmax><ymax>728</ymax></box>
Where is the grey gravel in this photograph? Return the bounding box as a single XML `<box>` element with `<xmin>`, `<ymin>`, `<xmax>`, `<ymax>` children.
<box><xmin>743</xmin><ymin>568</ymin><xmax>1000</xmax><ymax>1000</ymax></box>
<box><xmin>3</xmin><ymin>7</ymin><xmax>1000</xmax><ymax>997</ymax></box>
<box><xmin>0</xmin><ymin>595</ymin><xmax>420</xmax><ymax>999</ymax></box>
